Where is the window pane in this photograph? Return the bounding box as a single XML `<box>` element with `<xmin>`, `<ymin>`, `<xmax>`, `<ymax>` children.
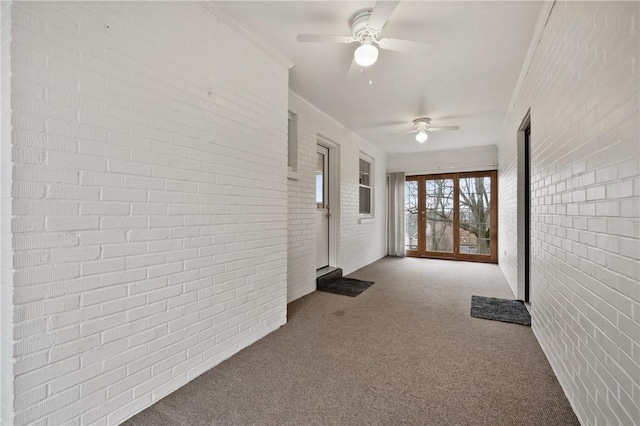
<box><xmin>359</xmin><ymin>186</ymin><xmax>371</xmax><ymax>214</ymax></box>
<box><xmin>425</xmin><ymin>178</ymin><xmax>454</xmax><ymax>253</ymax></box>
<box><xmin>405</xmin><ymin>181</ymin><xmax>418</xmax><ymax>250</ymax></box>
<box><xmin>287</xmin><ymin>114</ymin><xmax>297</xmax><ymax>169</ymax></box>
<box><xmin>459</xmin><ymin>176</ymin><xmax>491</xmax><ymax>255</ymax></box>
<box><xmin>359</xmin><ymin>159</ymin><xmax>370</xmax><ymax>187</ymax></box>
<box><xmin>426</xmin><ymin>220</ymin><xmax>454</xmax><ymax>252</ymax></box>
<box><xmin>316</xmin><ymin>153</ymin><xmax>325</xmax><ymax>208</ymax></box>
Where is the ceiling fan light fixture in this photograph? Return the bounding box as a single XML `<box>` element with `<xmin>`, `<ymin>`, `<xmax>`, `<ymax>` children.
<box><xmin>354</xmin><ymin>37</ymin><xmax>378</xmax><ymax>67</ymax></box>
<box><xmin>416</xmin><ymin>130</ymin><xmax>428</xmax><ymax>143</ymax></box>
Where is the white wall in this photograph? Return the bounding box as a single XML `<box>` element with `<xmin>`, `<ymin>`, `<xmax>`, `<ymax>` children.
<box><xmin>4</xmin><ymin>2</ymin><xmax>291</xmax><ymax>424</ymax></box>
<box><xmin>287</xmin><ymin>92</ymin><xmax>387</xmax><ymax>302</ymax></box>
<box><xmin>388</xmin><ymin>145</ymin><xmax>497</xmax><ymax>176</ymax></box>
<box><xmin>499</xmin><ymin>2</ymin><xmax>639</xmax><ymax>424</ymax></box>
<box><xmin>0</xmin><ymin>2</ymin><xmax>14</xmax><ymax>424</ymax></box>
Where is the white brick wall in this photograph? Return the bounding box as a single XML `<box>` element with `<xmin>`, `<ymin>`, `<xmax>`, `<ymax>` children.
<box><xmin>287</xmin><ymin>92</ymin><xmax>387</xmax><ymax>303</ymax></box>
<box><xmin>499</xmin><ymin>2</ymin><xmax>639</xmax><ymax>424</ymax></box>
<box><xmin>4</xmin><ymin>2</ymin><xmax>290</xmax><ymax>424</ymax></box>
<box><xmin>1</xmin><ymin>2</ymin><xmax>14</xmax><ymax>424</ymax></box>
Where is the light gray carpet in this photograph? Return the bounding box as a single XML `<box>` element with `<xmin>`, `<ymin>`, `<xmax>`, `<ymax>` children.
<box><xmin>124</xmin><ymin>257</ymin><xmax>579</xmax><ymax>426</ymax></box>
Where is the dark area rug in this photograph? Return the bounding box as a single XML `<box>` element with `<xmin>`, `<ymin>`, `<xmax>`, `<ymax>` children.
<box><xmin>318</xmin><ymin>278</ymin><xmax>374</xmax><ymax>297</ymax></box>
<box><xmin>471</xmin><ymin>295</ymin><xmax>531</xmax><ymax>326</ymax></box>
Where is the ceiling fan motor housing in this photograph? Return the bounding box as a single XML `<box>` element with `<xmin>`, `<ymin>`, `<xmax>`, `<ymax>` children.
<box><xmin>413</xmin><ymin>117</ymin><xmax>432</xmax><ymax>130</ymax></box>
<box><xmin>350</xmin><ymin>9</ymin><xmax>378</xmax><ymax>42</ymax></box>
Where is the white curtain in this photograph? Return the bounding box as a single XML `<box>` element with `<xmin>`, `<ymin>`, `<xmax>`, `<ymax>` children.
<box><xmin>387</xmin><ymin>172</ymin><xmax>406</xmax><ymax>257</ymax></box>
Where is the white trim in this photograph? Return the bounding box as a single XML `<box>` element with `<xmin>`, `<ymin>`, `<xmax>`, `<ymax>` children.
<box><xmin>317</xmin><ymin>135</ymin><xmax>340</xmax><ymax>269</ymax></box>
<box><xmin>200</xmin><ymin>2</ymin><xmax>294</xmax><ymax>69</ymax></box>
<box><xmin>359</xmin><ymin>152</ymin><xmax>374</xmax><ymax>217</ymax></box>
<box><xmin>516</xmin><ymin>110</ymin><xmax>531</xmax><ymax>301</ymax></box>
<box><xmin>505</xmin><ymin>1</ymin><xmax>555</xmax><ymax>120</ymax></box>
<box><xmin>399</xmin><ymin>165</ymin><xmax>498</xmax><ymax>176</ymax></box>
<box><xmin>359</xmin><ymin>151</ymin><xmax>374</xmax><ymax>163</ymax></box>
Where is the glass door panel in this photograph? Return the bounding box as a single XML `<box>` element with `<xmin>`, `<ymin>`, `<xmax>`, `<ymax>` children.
<box><xmin>425</xmin><ymin>178</ymin><xmax>454</xmax><ymax>254</ymax></box>
<box><xmin>458</xmin><ymin>176</ymin><xmax>491</xmax><ymax>256</ymax></box>
<box><xmin>405</xmin><ymin>180</ymin><xmax>419</xmax><ymax>251</ymax></box>
<box><xmin>316</xmin><ymin>152</ymin><xmax>326</xmax><ymax>209</ymax></box>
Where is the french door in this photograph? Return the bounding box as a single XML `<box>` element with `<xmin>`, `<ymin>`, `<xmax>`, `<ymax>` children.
<box><xmin>405</xmin><ymin>171</ymin><xmax>497</xmax><ymax>263</ymax></box>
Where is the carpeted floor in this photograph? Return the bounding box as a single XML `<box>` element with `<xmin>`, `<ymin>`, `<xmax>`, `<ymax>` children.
<box><xmin>124</xmin><ymin>257</ymin><xmax>579</xmax><ymax>426</ymax></box>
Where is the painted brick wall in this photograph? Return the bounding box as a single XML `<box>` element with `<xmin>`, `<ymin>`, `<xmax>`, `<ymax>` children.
<box><xmin>499</xmin><ymin>2</ymin><xmax>639</xmax><ymax>424</ymax></box>
<box><xmin>1</xmin><ymin>3</ymin><xmax>14</xmax><ymax>424</ymax></box>
<box><xmin>338</xmin><ymin>133</ymin><xmax>387</xmax><ymax>278</ymax></box>
<box><xmin>5</xmin><ymin>2</ymin><xmax>290</xmax><ymax>424</ymax></box>
<box><xmin>287</xmin><ymin>92</ymin><xmax>387</xmax><ymax>303</ymax></box>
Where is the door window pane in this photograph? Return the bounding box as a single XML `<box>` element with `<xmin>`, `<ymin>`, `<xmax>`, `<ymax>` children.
<box><xmin>316</xmin><ymin>152</ymin><xmax>325</xmax><ymax>208</ymax></box>
<box><xmin>459</xmin><ymin>176</ymin><xmax>491</xmax><ymax>255</ymax></box>
<box><xmin>425</xmin><ymin>179</ymin><xmax>454</xmax><ymax>253</ymax></box>
<box><xmin>405</xmin><ymin>181</ymin><xmax>418</xmax><ymax>250</ymax></box>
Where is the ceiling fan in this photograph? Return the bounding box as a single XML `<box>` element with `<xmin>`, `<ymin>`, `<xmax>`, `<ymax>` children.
<box><xmin>296</xmin><ymin>1</ymin><xmax>434</xmax><ymax>77</ymax></box>
<box><xmin>390</xmin><ymin>118</ymin><xmax>460</xmax><ymax>143</ymax></box>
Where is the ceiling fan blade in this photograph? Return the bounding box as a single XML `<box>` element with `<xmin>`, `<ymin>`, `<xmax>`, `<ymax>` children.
<box><xmin>296</xmin><ymin>34</ymin><xmax>355</xmax><ymax>44</ymax></box>
<box><xmin>377</xmin><ymin>38</ymin><xmax>434</xmax><ymax>55</ymax></box>
<box><xmin>427</xmin><ymin>126</ymin><xmax>460</xmax><ymax>131</ymax></box>
<box><xmin>388</xmin><ymin>129</ymin><xmax>418</xmax><ymax>136</ymax></box>
<box><xmin>368</xmin><ymin>1</ymin><xmax>401</xmax><ymax>31</ymax></box>
<box><xmin>346</xmin><ymin>58</ymin><xmax>364</xmax><ymax>79</ymax></box>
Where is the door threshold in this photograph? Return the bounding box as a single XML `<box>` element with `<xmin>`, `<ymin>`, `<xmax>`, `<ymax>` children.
<box><xmin>316</xmin><ymin>266</ymin><xmax>339</xmax><ymax>278</ymax></box>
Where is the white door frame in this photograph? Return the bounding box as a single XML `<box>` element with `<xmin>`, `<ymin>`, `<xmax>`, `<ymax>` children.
<box><xmin>317</xmin><ymin>135</ymin><xmax>339</xmax><ymax>268</ymax></box>
<box><xmin>316</xmin><ymin>144</ymin><xmax>330</xmax><ymax>269</ymax></box>
<box><xmin>517</xmin><ymin>110</ymin><xmax>531</xmax><ymax>302</ymax></box>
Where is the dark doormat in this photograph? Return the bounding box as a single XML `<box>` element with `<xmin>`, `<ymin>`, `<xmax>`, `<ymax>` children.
<box><xmin>471</xmin><ymin>295</ymin><xmax>531</xmax><ymax>326</ymax></box>
<box><xmin>318</xmin><ymin>278</ymin><xmax>374</xmax><ymax>297</ymax></box>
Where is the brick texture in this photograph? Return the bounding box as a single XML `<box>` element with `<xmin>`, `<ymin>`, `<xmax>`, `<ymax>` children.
<box><xmin>499</xmin><ymin>2</ymin><xmax>639</xmax><ymax>424</ymax></box>
<box><xmin>1</xmin><ymin>2</ymin><xmax>15</xmax><ymax>425</ymax></box>
<box><xmin>287</xmin><ymin>92</ymin><xmax>387</xmax><ymax>303</ymax></box>
<box><xmin>4</xmin><ymin>2</ymin><xmax>289</xmax><ymax>424</ymax></box>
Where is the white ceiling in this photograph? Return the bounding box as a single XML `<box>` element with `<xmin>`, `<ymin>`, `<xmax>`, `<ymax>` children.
<box><xmin>215</xmin><ymin>1</ymin><xmax>542</xmax><ymax>154</ymax></box>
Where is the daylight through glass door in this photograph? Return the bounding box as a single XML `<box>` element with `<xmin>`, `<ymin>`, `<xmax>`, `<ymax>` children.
<box><xmin>404</xmin><ymin>171</ymin><xmax>497</xmax><ymax>262</ymax></box>
<box><xmin>425</xmin><ymin>177</ymin><xmax>455</xmax><ymax>254</ymax></box>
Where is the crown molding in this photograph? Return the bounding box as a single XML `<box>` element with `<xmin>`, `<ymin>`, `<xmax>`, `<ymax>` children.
<box><xmin>200</xmin><ymin>2</ymin><xmax>294</xmax><ymax>70</ymax></box>
<box><xmin>506</xmin><ymin>1</ymin><xmax>556</xmax><ymax>120</ymax></box>
<box><xmin>289</xmin><ymin>90</ymin><xmax>351</xmax><ymax>137</ymax></box>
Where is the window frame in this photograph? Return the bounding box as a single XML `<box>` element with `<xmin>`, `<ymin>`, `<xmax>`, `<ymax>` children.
<box><xmin>287</xmin><ymin>111</ymin><xmax>298</xmax><ymax>177</ymax></box>
<box><xmin>358</xmin><ymin>153</ymin><xmax>374</xmax><ymax>217</ymax></box>
<box><xmin>404</xmin><ymin>171</ymin><xmax>498</xmax><ymax>263</ymax></box>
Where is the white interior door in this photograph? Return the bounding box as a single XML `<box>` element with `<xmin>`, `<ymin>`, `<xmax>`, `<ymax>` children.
<box><xmin>316</xmin><ymin>145</ymin><xmax>330</xmax><ymax>269</ymax></box>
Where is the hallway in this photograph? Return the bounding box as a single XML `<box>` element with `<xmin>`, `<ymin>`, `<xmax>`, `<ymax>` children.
<box><xmin>126</xmin><ymin>257</ymin><xmax>578</xmax><ymax>425</ymax></box>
